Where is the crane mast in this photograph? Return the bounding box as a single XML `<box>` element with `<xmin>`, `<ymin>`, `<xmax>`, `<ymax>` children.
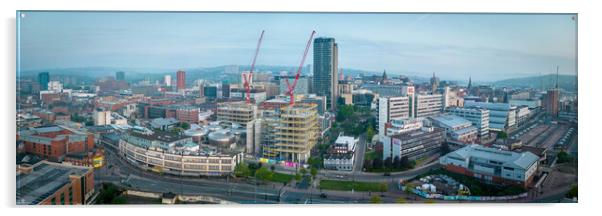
<box><xmin>284</xmin><ymin>30</ymin><xmax>316</xmax><ymax>106</ymax></box>
<box><xmin>243</xmin><ymin>30</ymin><xmax>265</xmax><ymax>104</ymax></box>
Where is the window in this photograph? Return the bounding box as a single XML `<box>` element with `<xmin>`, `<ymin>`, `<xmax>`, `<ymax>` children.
<box><xmin>51</xmin><ymin>197</ymin><xmax>56</xmax><ymax>205</ymax></box>
<box><xmin>68</xmin><ymin>187</ymin><xmax>73</xmax><ymax>204</ymax></box>
<box><xmin>60</xmin><ymin>193</ymin><xmax>65</xmax><ymax>205</ymax></box>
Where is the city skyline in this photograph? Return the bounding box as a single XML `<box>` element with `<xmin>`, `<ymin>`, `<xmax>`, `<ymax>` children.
<box><xmin>18</xmin><ymin>12</ymin><xmax>577</xmax><ymax>81</ymax></box>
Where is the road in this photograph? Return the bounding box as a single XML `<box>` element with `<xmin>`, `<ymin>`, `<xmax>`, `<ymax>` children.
<box><xmin>97</xmin><ymin>139</ymin><xmax>388</xmax><ymax>204</ymax></box>
<box><xmin>352</xmin><ymin>134</ymin><xmax>366</xmax><ymax>173</ymax></box>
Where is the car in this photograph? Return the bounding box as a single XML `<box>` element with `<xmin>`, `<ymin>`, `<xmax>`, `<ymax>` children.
<box><xmin>336</xmin><ymin>175</ymin><xmax>345</xmax><ymax>179</ymax></box>
<box><xmin>383</xmin><ymin>172</ymin><xmax>391</xmax><ymax>176</ymax></box>
<box><xmin>320</xmin><ymin>193</ymin><xmax>327</xmax><ymax>198</ymax></box>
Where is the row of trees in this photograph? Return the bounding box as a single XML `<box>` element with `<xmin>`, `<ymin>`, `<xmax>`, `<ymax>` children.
<box><xmin>364</xmin><ymin>156</ymin><xmax>415</xmax><ymax>172</ymax></box>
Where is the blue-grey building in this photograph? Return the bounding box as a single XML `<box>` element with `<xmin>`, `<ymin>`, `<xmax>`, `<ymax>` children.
<box><xmin>313</xmin><ymin>37</ymin><xmax>338</xmax><ymax>111</ymax></box>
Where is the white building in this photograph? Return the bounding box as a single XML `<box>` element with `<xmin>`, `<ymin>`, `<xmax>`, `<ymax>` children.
<box><xmin>413</xmin><ymin>94</ymin><xmax>443</xmax><ymax>118</ymax></box>
<box><xmin>428</xmin><ymin>114</ymin><xmax>479</xmax><ymax>143</ymax></box>
<box><xmin>323</xmin><ymin>153</ymin><xmax>354</xmax><ymax>171</ymax></box>
<box><xmin>446</xmin><ymin>107</ymin><xmax>490</xmax><ymax>138</ymax></box>
<box><xmin>464</xmin><ymin>101</ymin><xmax>516</xmax><ymax>132</ymax></box>
<box><xmin>378</xmin><ymin>96</ymin><xmax>410</xmax><ymax>137</ymax></box>
<box><xmin>439</xmin><ymin>144</ymin><xmax>539</xmax><ymax>188</ymax></box>
<box><xmin>164</xmin><ymin>75</ymin><xmax>172</xmax><ymax>86</ymax></box>
<box><xmin>333</xmin><ymin>134</ymin><xmax>358</xmax><ymax>154</ymax></box>
<box><xmin>47</xmin><ymin>81</ymin><xmax>63</xmax><ymax>92</ymax></box>
<box><xmin>385</xmin><ymin>117</ymin><xmax>423</xmax><ymax>136</ymax></box>
<box><xmin>93</xmin><ymin>109</ymin><xmax>111</xmax><ymax>126</ymax></box>
<box><xmin>515</xmin><ymin>106</ymin><xmax>531</xmax><ymax>126</ymax></box>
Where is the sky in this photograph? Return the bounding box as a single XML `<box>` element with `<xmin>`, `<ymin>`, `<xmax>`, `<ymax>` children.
<box><xmin>17</xmin><ymin>12</ymin><xmax>577</xmax><ymax>81</ymax></box>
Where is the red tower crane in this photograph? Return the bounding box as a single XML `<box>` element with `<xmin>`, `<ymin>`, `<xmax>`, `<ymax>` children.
<box><xmin>284</xmin><ymin>30</ymin><xmax>316</xmax><ymax>106</ymax></box>
<box><xmin>242</xmin><ymin>30</ymin><xmax>265</xmax><ymax>104</ymax></box>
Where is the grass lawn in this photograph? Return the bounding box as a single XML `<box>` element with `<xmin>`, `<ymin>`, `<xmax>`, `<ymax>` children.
<box><xmin>319</xmin><ymin>180</ymin><xmax>387</xmax><ymax>192</ymax></box>
<box><xmin>270</xmin><ymin>172</ymin><xmax>294</xmax><ymax>184</ymax></box>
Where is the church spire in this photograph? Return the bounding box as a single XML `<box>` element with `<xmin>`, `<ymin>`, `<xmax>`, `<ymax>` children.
<box><xmin>468</xmin><ymin>76</ymin><xmax>472</xmax><ymax>89</ymax></box>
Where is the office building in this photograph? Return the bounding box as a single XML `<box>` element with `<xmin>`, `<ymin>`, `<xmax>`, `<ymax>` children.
<box><xmin>446</xmin><ymin>107</ymin><xmax>490</xmax><ymax>138</ymax></box>
<box><xmin>38</xmin><ymin>72</ymin><xmax>50</xmax><ymax>91</ymax></box>
<box><xmin>116</xmin><ymin>71</ymin><xmax>125</xmax><ymax>81</ymax></box>
<box><xmin>313</xmin><ymin>37</ymin><xmax>338</xmax><ymax>111</ymax></box>
<box><xmin>164</xmin><ymin>75</ymin><xmax>172</xmax><ymax>86</ymax></box>
<box><xmin>428</xmin><ymin>114</ymin><xmax>479</xmax><ymax>143</ymax></box>
<box><xmin>439</xmin><ymin>144</ymin><xmax>539</xmax><ymax>188</ymax></box>
<box><xmin>413</xmin><ymin>94</ymin><xmax>443</xmax><ymax>118</ymax></box>
<box><xmin>385</xmin><ymin>117</ymin><xmax>423</xmax><ymax>136</ymax></box>
<box><xmin>360</xmin><ymin>84</ymin><xmax>403</xmax><ymax>97</ymax></box>
<box><xmin>381</xmin><ymin>126</ymin><xmax>445</xmax><ymax>160</ymax></box>
<box><xmin>17</xmin><ymin>125</ymin><xmax>95</xmax><ymax>162</ymax></box>
<box><xmin>260</xmin><ymin>103</ymin><xmax>319</xmax><ymax>163</ymax></box>
<box><xmin>378</xmin><ymin>96</ymin><xmax>410</xmax><ymax>137</ymax></box>
<box><xmin>216</xmin><ymin>102</ymin><xmax>258</xmax><ymax>154</ymax></box>
<box><xmin>93</xmin><ymin>109</ymin><xmax>112</xmax><ymax>126</ymax></box>
<box><xmin>119</xmin><ymin>129</ymin><xmax>243</xmax><ymax>176</ymax></box>
<box><xmin>16</xmin><ymin>161</ymin><xmax>95</xmax><ymax>205</ymax></box>
<box><xmin>176</xmin><ymin>70</ymin><xmax>186</xmax><ymax>92</ymax></box>
<box><xmin>515</xmin><ymin>106</ymin><xmax>531</xmax><ymax>126</ymax></box>
<box><xmin>279</xmin><ymin>75</ymin><xmax>309</xmax><ymax>95</ymax></box>
<box><xmin>545</xmin><ymin>89</ymin><xmax>560</xmax><ymax>117</ymax></box>
<box><xmin>464</xmin><ymin>101</ymin><xmax>516</xmax><ymax>132</ymax></box>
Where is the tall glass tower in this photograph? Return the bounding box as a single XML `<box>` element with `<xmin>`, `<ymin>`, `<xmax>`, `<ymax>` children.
<box><xmin>313</xmin><ymin>37</ymin><xmax>338</xmax><ymax>111</ymax></box>
<box><xmin>38</xmin><ymin>72</ymin><xmax>49</xmax><ymax>91</ymax></box>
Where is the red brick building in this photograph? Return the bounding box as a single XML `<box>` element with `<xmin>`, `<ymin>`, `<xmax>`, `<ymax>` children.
<box><xmin>18</xmin><ymin>126</ymin><xmax>95</xmax><ymax>162</ymax></box>
<box><xmin>17</xmin><ymin>161</ymin><xmax>95</xmax><ymax>205</ymax></box>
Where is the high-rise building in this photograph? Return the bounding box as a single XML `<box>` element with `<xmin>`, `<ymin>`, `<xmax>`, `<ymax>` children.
<box><xmin>260</xmin><ymin>103</ymin><xmax>319</xmax><ymax>163</ymax></box>
<box><xmin>545</xmin><ymin>89</ymin><xmax>560</xmax><ymax>117</ymax></box>
<box><xmin>164</xmin><ymin>75</ymin><xmax>172</xmax><ymax>86</ymax></box>
<box><xmin>313</xmin><ymin>37</ymin><xmax>338</xmax><ymax>111</ymax></box>
<box><xmin>38</xmin><ymin>72</ymin><xmax>50</xmax><ymax>91</ymax></box>
<box><xmin>222</xmin><ymin>81</ymin><xmax>231</xmax><ymax>98</ymax></box>
<box><xmin>116</xmin><ymin>71</ymin><xmax>125</xmax><ymax>81</ymax></box>
<box><xmin>378</xmin><ymin>96</ymin><xmax>410</xmax><ymax>137</ymax></box>
<box><xmin>176</xmin><ymin>70</ymin><xmax>186</xmax><ymax>91</ymax></box>
<box><xmin>413</xmin><ymin>94</ymin><xmax>443</xmax><ymax>118</ymax></box>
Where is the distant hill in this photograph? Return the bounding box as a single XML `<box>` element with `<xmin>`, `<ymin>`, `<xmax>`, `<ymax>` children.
<box><xmin>493</xmin><ymin>74</ymin><xmax>577</xmax><ymax>91</ymax></box>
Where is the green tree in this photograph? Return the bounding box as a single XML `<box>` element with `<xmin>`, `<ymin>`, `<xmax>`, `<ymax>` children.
<box><xmin>255</xmin><ymin>167</ymin><xmax>273</xmax><ymax>182</ymax></box>
<box><xmin>270</xmin><ymin>165</ymin><xmax>276</xmax><ymax>173</ymax></box>
<box><xmin>234</xmin><ymin>163</ymin><xmax>251</xmax><ymax>177</ymax></box>
<box><xmin>557</xmin><ymin>151</ymin><xmax>572</xmax><ymax>163</ymax></box>
<box><xmin>379</xmin><ymin>183</ymin><xmax>388</xmax><ymax>194</ymax></box>
<box><xmin>369</xmin><ymin>195</ymin><xmax>383</xmax><ymax>203</ymax></box>
<box><xmin>366</xmin><ymin>124</ymin><xmax>375</xmax><ymax>142</ymax></box>
<box><xmin>180</xmin><ymin>122</ymin><xmax>191</xmax><ymax>130</ymax></box>
<box><xmin>497</xmin><ymin>131</ymin><xmax>508</xmax><ymax>140</ymax></box>
<box><xmin>310</xmin><ymin>167</ymin><xmax>318</xmax><ymax>180</ymax></box>
<box><xmin>300</xmin><ymin>167</ymin><xmax>307</xmax><ymax>176</ymax></box>
<box><xmin>295</xmin><ymin>173</ymin><xmax>302</xmax><ymax>181</ymax></box>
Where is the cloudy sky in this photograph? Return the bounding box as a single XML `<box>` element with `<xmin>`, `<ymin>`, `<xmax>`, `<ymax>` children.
<box><xmin>17</xmin><ymin>12</ymin><xmax>577</xmax><ymax>81</ymax></box>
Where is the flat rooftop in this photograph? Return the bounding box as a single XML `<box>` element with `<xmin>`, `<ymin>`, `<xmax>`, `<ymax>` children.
<box><xmin>16</xmin><ymin>162</ymin><xmax>90</xmax><ymax>205</ymax></box>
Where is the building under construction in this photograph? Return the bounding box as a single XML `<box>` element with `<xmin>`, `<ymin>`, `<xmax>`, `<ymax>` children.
<box><xmin>259</xmin><ymin>103</ymin><xmax>319</xmax><ymax>163</ymax></box>
<box><xmin>216</xmin><ymin>101</ymin><xmax>258</xmax><ymax>154</ymax></box>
